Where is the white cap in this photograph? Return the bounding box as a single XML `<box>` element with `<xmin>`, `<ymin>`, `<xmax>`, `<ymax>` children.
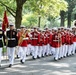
<box><xmin>53</xmin><ymin>27</ymin><xmax>58</xmax><ymax>30</ymax></box>
<box><xmin>49</xmin><ymin>29</ymin><xmax>52</xmax><ymax>31</ymax></box>
<box><xmin>9</xmin><ymin>24</ymin><xmax>15</xmax><ymax>26</ymax></box>
<box><xmin>20</xmin><ymin>25</ymin><xmax>25</xmax><ymax>28</ymax></box>
<box><xmin>68</xmin><ymin>28</ymin><xmax>72</xmax><ymax>31</ymax></box>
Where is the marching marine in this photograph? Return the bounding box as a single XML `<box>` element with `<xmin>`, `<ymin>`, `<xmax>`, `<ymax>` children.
<box><xmin>17</xmin><ymin>25</ymin><xmax>29</xmax><ymax>64</ymax></box>
<box><xmin>31</xmin><ymin>27</ymin><xmax>40</xmax><ymax>59</ymax></box>
<box><xmin>0</xmin><ymin>28</ymin><xmax>5</xmax><ymax>66</ymax></box>
<box><xmin>6</xmin><ymin>24</ymin><xmax>18</xmax><ymax>67</ymax></box>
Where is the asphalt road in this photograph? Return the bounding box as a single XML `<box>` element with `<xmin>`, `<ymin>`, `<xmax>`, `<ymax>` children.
<box><xmin>0</xmin><ymin>54</ymin><xmax>76</xmax><ymax>75</ymax></box>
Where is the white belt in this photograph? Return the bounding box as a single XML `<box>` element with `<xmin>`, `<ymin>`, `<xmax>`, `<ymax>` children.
<box><xmin>30</xmin><ymin>38</ymin><xmax>38</xmax><ymax>40</ymax></box>
<box><xmin>23</xmin><ymin>38</ymin><xmax>29</xmax><ymax>40</ymax></box>
<box><xmin>0</xmin><ymin>38</ymin><xmax>2</xmax><ymax>40</ymax></box>
<box><xmin>8</xmin><ymin>38</ymin><xmax>16</xmax><ymax>40</ymax></box>
<box><xmin>53</xmin><ymin>40</ymin><xmax>60</xmax><ymax>42</ymax></box>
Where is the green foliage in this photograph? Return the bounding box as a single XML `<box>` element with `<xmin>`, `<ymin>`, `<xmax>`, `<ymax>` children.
<box><xmin>6</xmin><ymin>0</ymin><xmax>16</xmax><ymax>9</ymax></box>
<box><xmin>73</xmin><ymin>5</ymin><xmax>76</xmax><ymax>14</ymax></box>
<box><xmin>0</xmin><ymin>0</ymin><xmax>16</xmax><ymax>13</ymax></box>
<box><xmin>49</xmin><ymin>19</ymin><xmax>60</xmax><ymax>28</ymax></box>
<box><xmin>47</xmin><ymin>17</ymin><xmax>60</xmax><ymax>28</ymax></box>
<box><xmin>0</xmin><ymin>0</ymin><xmax>16</xmax><ymax>21</ymax></box>
<box><xmin>22</xmin><ymin>14</ymin><xmax>37</xmax><ymax>28</ymax></box>
<box><xmin>64</xmin><ymin>0</ymin><xmax>76</xmax><ymax>26</ymax></box>
<box><xmin>25</xmin><ymin>0</ymin><xmax>68</xmax><ymax>17</ymax></box>
<box><xmin>0</xmin><ymin>0</ymin><xmax>68</xmax><ymax>28</ymax></box>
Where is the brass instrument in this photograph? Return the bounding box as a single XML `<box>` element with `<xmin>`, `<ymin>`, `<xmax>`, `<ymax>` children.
<box><xmin>18</xmin><ymin>29</ymin><xmax>30</xmax><ymax>45</ymax></box>
<box><xmin>18</xmin><ymin>32</ymin><xmax>26</xmax><ymax>45</ymax></box>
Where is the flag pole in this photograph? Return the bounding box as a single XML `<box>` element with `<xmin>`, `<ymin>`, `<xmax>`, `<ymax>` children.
<box><xmin>2</xmin><ymin>9</ymin><xmax>9</xmax><ymax>64</ymax></box>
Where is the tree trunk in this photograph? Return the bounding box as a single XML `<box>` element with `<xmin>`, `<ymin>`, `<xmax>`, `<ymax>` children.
<box><xmin>15</xmin><ymin>0</ymin><xmax>27</xmax><ymax>29</ymax></box>
<box><xmin>15</xmin><ymin>7</ymin><xmax>23</xmax><ymax>28</ymax></box>
<box><xmin>67</xmin><ymin>12</ymin><xmax>71</xmax><ymax>28</ymax></box>
<box><xmin>38</xmin><ymin>16</ymin><xmax>41</xmax><ymax>28</ymax></box>
<box><xmin>60</xmin><ymin>11</ymin><xmax>65</xmax><ymax>27</ymax></box>
<box><xmin>15</xmin><ymin>1</ymin><xmax>23</xmax><ymax>28</ymax></box>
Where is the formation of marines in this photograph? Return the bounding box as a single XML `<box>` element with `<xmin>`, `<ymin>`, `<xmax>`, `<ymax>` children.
<box><xmin>0</xmin><ymin>24</ymin><xmax>76</xmax><ymax>67</ymax></box>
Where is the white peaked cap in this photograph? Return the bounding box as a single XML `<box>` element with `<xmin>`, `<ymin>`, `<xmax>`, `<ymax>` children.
<box><xmin>20</xmin><ymin>25</ymin><xmax>25</xmax><ymax>28</ymax></box>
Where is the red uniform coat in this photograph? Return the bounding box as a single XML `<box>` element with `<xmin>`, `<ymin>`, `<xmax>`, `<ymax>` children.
<box><xmin>49</xmin><ymin>32</ymin><xmax>53</xmax><ymax>46</ymax></box>
<box><xmin>44</xmin><ymin>31</ymin><xmax>50</xmax><ymax>45</ymax></box>
<box><xmin>65</xmin><ymin>33</ymin><xmax>73</xmax><ymax>45</ymax></box>
<box><xmin>73</xmin><ymin>35</ymin><xmax>76</xmax><ymax>42</ymax></box>
<box><xmin>70</xmin><ymin>33</ymin><xmax>74</xmax><ymax>44</ymax></box>
<box><xmin>39</xmin><ymin>33</ymin><xmax>44</xmax><ymax>46</ymax></box>
<box><xmin>61</xmin><ymin>32</ymin><xmax>66</xmax><ymax>45</ymax></box>
<box><xmin>65</xmin><ymin>33</ymin><xmax>70</xmax><ymax>45</ymax></box>
<box><xmin>17</xmin><ymin>31</ymin><xmax>29</xmax><ymax>47</ymax></box>
<box><xmin>31</xmin><ymin>31</ymin><xmax>40</xmax><ymax>46</ymax></box>
<box><xmin>51</xmin><ymin>32</ymin><xmax>62</xmax><ymax>48</ymax></box>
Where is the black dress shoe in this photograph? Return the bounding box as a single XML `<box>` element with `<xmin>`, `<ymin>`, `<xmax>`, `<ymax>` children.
<box><xmin>30</xmin><ymin>53</ymin><xmax>32</xmax><ymax>55</ymax></box>
<box><xmin>67</xmin><ymin>55</ymin><xmax>70</xmax><ymax>57</ymax></box>
<box><xmin>9</xmin><ymin>64</ymin><xmax>12</xmax><ymax>67</ymax></box>
<box><xmin>54</xmin><ymin>58</ymin><xmax>58</xmax><ymax>61</ymax></box>
<box><xmin>16</xmin><ymin>55</ymin><xmax>20</xmax><ymax>59</ymax></box>
<box><xmin>26</xmin><ymin>55</ymin><xmax>28</xmax><ymax>57</ymax></box>
<box><xmin>32</xmin><ymin>56</ymin><xmax>36</xmax><ymax>60</ymax></box>
<box><xmin>58</xmin><ymin>58</ymin><xmax>61</xmax><ymax>60</ymax></box>
<box><xmin>46</xmin><ymin>55</ymin><xmax>48</xmax><ymax>56</ymax></box>
<box><xmin>21</xmin><ymin>62</ymin><xmax>24</xmax><ymax>64</ymax></box>
<box><xmin>49</xmin><ymin>54</ymin><xmax>52</xmax><ymax>56</ymax></box>
<box><xmin>75</xmin><ymin>50</ymin><xmax>76</xmax><ymax>53</ymax></box>
<box><xmin>20</xmin><ymin>60</ymin><xmax>24</xmax><ymax>64</ymax></box>
<box><xmin>60</xmin><ymin>57</ymin><xmax>63</xmax><ymax>59</ymax></box>
<box><xmin>37</xmin><ymin>56</ymin><xmax>40</xmax><ymax>59</ymax></box>
<box><xmin>64</xmin><ymin>56</ymin><xmax>66</xmax><ymax>58</ymax></box>
<box><xmin>72</xmin><ymin>54</ymin><xmax>74</xmax><ymax>55</ymax></box>
<box><xmin>42</xmin><ymin>55</ymin><xmax>44</xmax><ymax>57</ymax></box>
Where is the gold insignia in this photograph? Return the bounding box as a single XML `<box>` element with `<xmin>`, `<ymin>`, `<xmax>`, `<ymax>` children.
<box><xmin>0</xmin><ymin>31</ymin><xmax>2</xmax><ymax>34</ymax></box>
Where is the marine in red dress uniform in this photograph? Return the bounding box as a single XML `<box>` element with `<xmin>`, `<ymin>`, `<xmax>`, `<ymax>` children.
<box><xmin>31</xmin><ymin>27</ymin><xmax>40</xmax><ymax>59</ymax></box>
<box><xmin>60</xmin><ymin>27</ymin><xmax>66</xmax><ymax>58</ymax></box>
<box><xmin>44</xmin><ymin>28</ymin><xmax>50</xmax><ymax>56</ymax></box>
<box><xmin>17</xmin><ymin>25</ymin><xmax>29</xmax><ymax>64</ymax></box>
<box><xmin>51</xmin><ymin>28</ymin><xmax>62</xmax><ymax>60</ymax></box>
<box><xmin>37</xmin><ymin>30</ymin><xmax>44</xmax><ymax>58</ymax></box>
<box><xmin>72</xmin><ymin>27</ymin><xmax>76</xmax><ymax>54</ymax></box>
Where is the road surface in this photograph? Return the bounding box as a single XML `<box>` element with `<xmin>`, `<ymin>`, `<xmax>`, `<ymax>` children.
<box><xmin>0</xmin><ymin>54</ymin><xmax>76</xmax><ymax>75</ymax></box>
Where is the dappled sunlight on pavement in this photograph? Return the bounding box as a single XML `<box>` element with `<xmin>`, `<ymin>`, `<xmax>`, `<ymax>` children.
<box><xmin>0</xmin><ymin>54</ymin><xmax>76</xmax><ymax>75</ymax></box>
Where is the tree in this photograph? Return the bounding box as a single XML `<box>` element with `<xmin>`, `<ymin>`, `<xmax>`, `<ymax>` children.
<box><xmin>0</xmin><ymin>0</ymin><xmax>68</xmax><ymax>28</ymax></box>
<box><xmin>59</xmin><ymin>0</ymin><xmax>76</xmax><ymax>27</ymax></box>
<box><xmin>0</xmin><ymin>0</ymin><xmax>27</xmax><ymax>28</ymax></box>
<box><xmin>60</xmin><ymin>11</ymin><xmax>65</xmax><ymax>27</ymax></box>
<box><xmin>65</xmin><ymin>0</ymin><xmax>76</xmax><ymax>27</ymax></box>
<box><xmin>25</xmin><ymin>0</ymin><xmax>68</xmax><ymax>27</ymax></box>
<box><xmin>73</xmin><ymin>6</ymin><xmax>76</xmax><ymax>20</ymax></box>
